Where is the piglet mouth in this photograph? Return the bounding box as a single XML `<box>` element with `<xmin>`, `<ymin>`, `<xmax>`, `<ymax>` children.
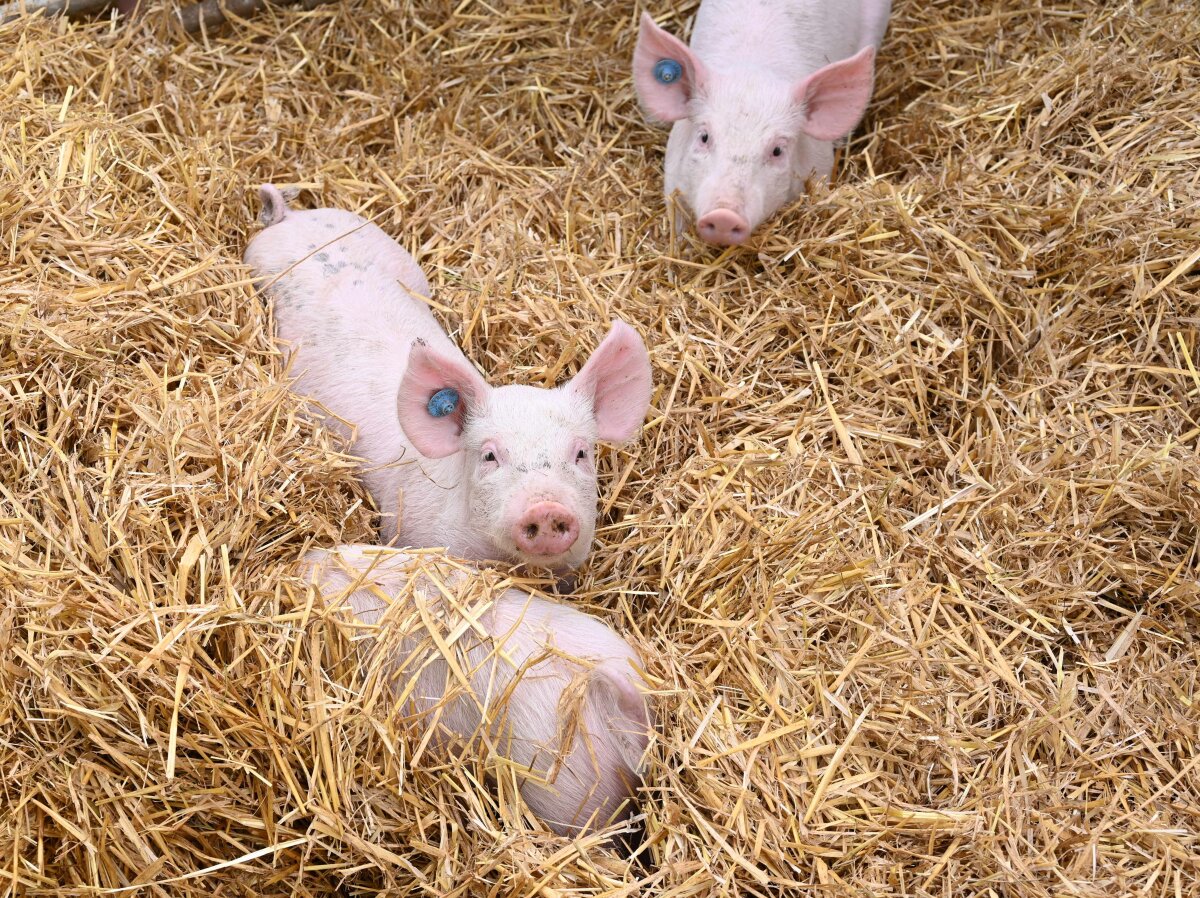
<box><xmin>507</xmin><ymin>546</ymin><xmax>583</xmax><ymax>577</ymax></box>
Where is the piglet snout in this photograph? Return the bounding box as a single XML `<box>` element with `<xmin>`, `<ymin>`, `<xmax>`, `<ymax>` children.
<box><xmin>513</xmin><ymin>502</ymin><xmax>580</xmax><ymax>557</ymax></box>
<box><xmin>697</xmin><ymin>208</ymin><xmax>750</xmax><ymax>246</ymax></box>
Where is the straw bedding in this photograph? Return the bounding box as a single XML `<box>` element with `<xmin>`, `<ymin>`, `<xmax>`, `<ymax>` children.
<box><xmin>2</xmin><ymin>0</ymin><xmax>1199</xmax><ymax>894</ymax></box>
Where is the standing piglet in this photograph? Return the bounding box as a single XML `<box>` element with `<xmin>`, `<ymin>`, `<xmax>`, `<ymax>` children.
<box><xmin>302</xmin><ymin>544</ymin><xmax>652</xmax><ymax>837</ymax></box>
<box><xmin>245</xmin><ymin>187</ymin><xmax>653</xmax><ymax>574</ymax></box>
<box><xmin>634</xmin><ymin>0</ymin><xmax>891</xmax><ymax>245</ymax></box>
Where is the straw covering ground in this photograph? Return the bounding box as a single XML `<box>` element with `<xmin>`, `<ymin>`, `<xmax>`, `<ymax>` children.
<box><xmin>2</xmin><ymin>0</ymin><xmax>1200</xmax><ymax>895</ymax></box>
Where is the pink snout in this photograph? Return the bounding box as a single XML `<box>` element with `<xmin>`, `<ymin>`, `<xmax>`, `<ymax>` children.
<box><xmin>512</xmin><ymin>502</ymin><xmax>580</xmax><ymax>558</ymax></box>
<box><xmin>697</xmin><ymin>208</ymin><xmax>750</xmax><ymax>246</ymax></box>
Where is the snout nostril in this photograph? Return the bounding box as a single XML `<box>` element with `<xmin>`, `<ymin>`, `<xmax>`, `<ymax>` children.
<box><xmin>513</xmin><ymin>502</ymin><xmax>579</xmax><ymax>556</ymax></box>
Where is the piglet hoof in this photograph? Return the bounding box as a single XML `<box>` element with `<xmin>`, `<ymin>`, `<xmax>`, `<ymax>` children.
<box><xmin>610</xmin><ymin>813</ymin><xmax>650</xmax><ymax>864</ymax></box>
<box><xmin>552</xmin><ymin>573</ymin><xmax>579</xmax><ymax>594</ymax></box>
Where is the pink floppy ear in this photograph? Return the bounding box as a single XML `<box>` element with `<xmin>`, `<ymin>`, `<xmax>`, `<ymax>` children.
<box><xmin>568</xmin><ymin>320</ymin><xmax>653</xmax><ymax>443</ymax></box>
<box><xmin>794</xmin><ymin>45</ymin><xmax>877</xmax><ymax>142</ymax></box>
<box><xmin>396</xmin><ymin>341</ymin><xmax>490</xmax><ymax>458</ymax></box>
<box><xmin>633</xmin><ymin>12</ymin><xmax>707</xmax><ymax>123</ymax></box>
<box><xmin>587</xmin><ymin>666</ymin><xmax>652</xmax><ymax>772</ymax></box>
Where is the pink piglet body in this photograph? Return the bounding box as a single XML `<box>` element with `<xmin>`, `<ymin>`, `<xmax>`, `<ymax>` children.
<box><xmin>302</xmin><ymin>545</ymin><xmax>652</xmax><ymax>837</ymax></box>
<box><xmin>634</xmin><ymin>0</ymin><xmax>891</xmax><ymax>245</ymax></box>
<box><xmin>245</xmin><ymin>187</ymin><xmax>653</xmax><ymax>573</ymax></box>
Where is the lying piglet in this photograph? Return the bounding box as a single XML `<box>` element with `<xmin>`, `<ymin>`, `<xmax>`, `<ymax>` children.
<box><xmin>245</xmin><ymin>186</ymin><xmax>653</xmax><ymax>574</ymax></box>
<box><xmin>302</xmin><ymin>544</ymin><xmax>652</xmax><ymax>837</ymax></box>
<box><xmin>634</xmin><ymin>0</ymin><xmax>891</xmax><ymax>245</ymax></box>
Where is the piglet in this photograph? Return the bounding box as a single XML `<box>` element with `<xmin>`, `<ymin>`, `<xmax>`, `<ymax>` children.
<box><xmin>302</xmin><ymin>544</ymin><xmax>652</xmax><ymax>837</ymax></box>
<box><xmin>634</xmin><ymin>0</ymin><xmax>891</xmax><ymax>245</ymax></box>
<box><xmin>245</xmin><ymin>187</ymin><xmax>653</xmax><ymax>573</ymax></box>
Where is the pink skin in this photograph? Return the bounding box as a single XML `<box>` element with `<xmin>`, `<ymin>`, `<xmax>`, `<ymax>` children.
<box><xmin>245</xmin><ymin>187</ymin><xmax>654</xmax><ymax>573</ymax></box>
<box><xmin>393</xmin><ymin>326</ymin><xmax>651</xmax><ymax>572</ymax></box>
<box><xmin>303</xmin><ymin>545</ymin><xmax>653</xmax><ymax>838</ymax></box>
<box><xmin>696</xmin><ymin>208</ymin><xmax>751</xmax><ymax>246</ymax></box>
<box><xmin>512</xmin><ymin>501</ymin><xmax>580</xmax><ymax>556</ymax></box>
<box><xmin>633</xmin><ymin>0</ymin><xmax>891</xmax><ymax>244</ymax></box>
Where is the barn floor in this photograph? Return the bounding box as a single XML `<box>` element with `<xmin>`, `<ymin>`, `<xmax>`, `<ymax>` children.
<box><xmin>2</xmin><ymin>1</ymin><xmax>1199</xmax><ymax>896</ymax></box>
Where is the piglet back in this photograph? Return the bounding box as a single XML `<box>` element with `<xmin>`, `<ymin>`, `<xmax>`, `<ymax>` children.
<box><xmin>245</xmin><ymin>184</ymin><xmax>430</xmax><ymax>300</ymax></box>
<box><xmin>301</xmin><ymin>545</ymin><xmax>652</xmax><ymax>836</ymax></box>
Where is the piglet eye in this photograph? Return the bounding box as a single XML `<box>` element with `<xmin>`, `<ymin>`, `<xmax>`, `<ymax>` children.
<box><xmin>575</xmin><ymin>448</ymin><xmax>587</xmax><ymax>462</ymax></box>
<box><xmin>483</xmin><ymin>450</ymin><xmax>496</xmax><ymax>462</ymax></box>
<box><xmin>699</xmin><ymin>131</ymin><xmax>709</xmax><ymax>145</ymax></box>
<box><xmin>772</xmin><ymin>146</ymin><xmax>783</xmax><ymax>157</ymax></box>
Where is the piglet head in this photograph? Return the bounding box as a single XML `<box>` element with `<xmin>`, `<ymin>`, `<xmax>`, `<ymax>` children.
<box><xmin>582</xmin><ymin>666</ymin><xmax>653</xmax><ymax>827</ymax></box>
<box><xmin>522</xmin><ymin>662</ymin><xmax>652</xmax><ymax>837</ymax></box>
<box><xmin>396</xmin><ymin>322</ymin><xmax>653</xmax><ymax>573</ymax></box>
<box><xmin>634</xmin><ymin>13</ymin><xmax>876</xmax><ymax>245</ymax></box>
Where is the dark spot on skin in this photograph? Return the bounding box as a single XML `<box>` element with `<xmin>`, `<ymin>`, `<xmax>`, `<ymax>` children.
<box><xmin>353</xmin><ymin>263</ymin><xmax>368</xmax><ymax>271</ymax></box>
<box><xmin>325</xmin><ymin>222</ymin><xmax>336</xmax><ymax>229</ymax></box>
<box><xmin>353</xmin><ymin>279</ymin><xmax>363</xmax><ymax>286</ymax></box>
<box><xmin>516</xmin><ymin>464</ymin><xmax>529</xmax><ymax>473</ymax></box>
<box><xmin>316</xmin><ymin>253</ymin><xmax>329</xmax><ymax>262</ymax></box>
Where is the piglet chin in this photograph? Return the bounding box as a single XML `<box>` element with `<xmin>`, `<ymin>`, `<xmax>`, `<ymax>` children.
<box><xmin>511</xmin><ymin>546</ymin><xmax>587</xmax><ymax>576</ymax></box>
<box><xmin>498</xmin><ymin>533</ymin><xmax>589</xmax><ymax>577</ymax></box>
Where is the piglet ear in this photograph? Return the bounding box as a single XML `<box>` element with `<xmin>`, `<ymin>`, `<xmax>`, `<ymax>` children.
<box><xmin>587</xmin><ymin>665</ymin><xmax>652</xmax><ymax>773</ymax></box>
<box><xmin>633</xmin><ymin>12</ymin><xmax>707</xmax><ymax>123</ymax></box>
<box><xmin>568</xmin><ymin>320</ymin><xmax>653</xmax><ymax>443</ymax></box>
<box><xmin>396</xmin><ymin>341</ymin><xmax>490</xmax><ymax>459</ymax></box>
<box><xmin>794</xmin><ymin>45</ymin><xmax>876</xmax><ymax>142</ymax></box>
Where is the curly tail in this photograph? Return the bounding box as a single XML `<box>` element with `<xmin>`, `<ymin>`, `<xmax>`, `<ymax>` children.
<box><xmin>257</xmin><ymin>184</ymin><xmax>290</xmax><ymax>227</ymax></box>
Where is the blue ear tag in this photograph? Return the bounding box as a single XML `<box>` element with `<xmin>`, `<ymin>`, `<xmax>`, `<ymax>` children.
<box><xmin>654</xmin><ymin>58</ymin><xmax>683</xmax><ymax>84</ymax></box>
<box><xmin>427</xmin><ymin>388</ymin><xmax>459</xmax><ymax>418</ymax></box>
